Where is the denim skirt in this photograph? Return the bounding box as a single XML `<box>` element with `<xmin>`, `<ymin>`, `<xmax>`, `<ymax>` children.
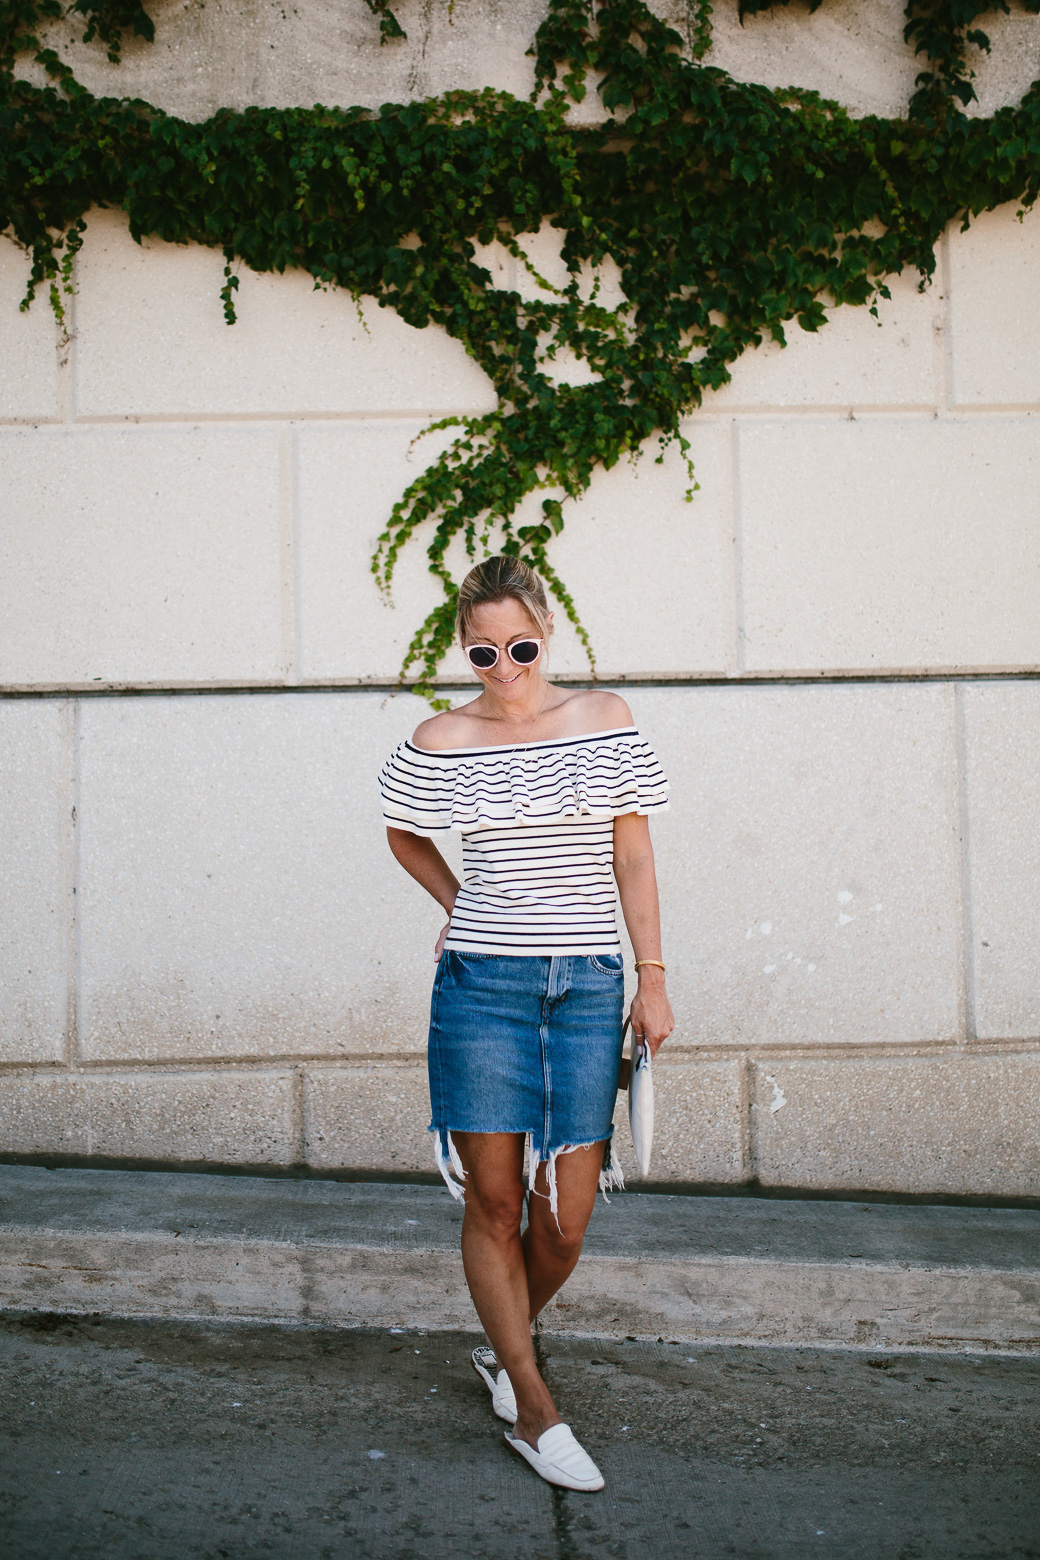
<box><xmin>427</xmin><ymin>950</ymin><xmax>626</xmax><ymax>1209</ymax></box>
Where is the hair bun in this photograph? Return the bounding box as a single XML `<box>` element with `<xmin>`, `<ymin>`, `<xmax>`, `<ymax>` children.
<box><xmin>456</xmin><ymin>555</ymin><xmax>551</xmax><ymax>646</ymax></box>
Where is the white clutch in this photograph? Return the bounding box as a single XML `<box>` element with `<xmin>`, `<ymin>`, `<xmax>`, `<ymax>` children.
<box><xmin>622</xmin><ymin>1016</ymin><xmax>654</xmax><ymax>1177</ymax></box>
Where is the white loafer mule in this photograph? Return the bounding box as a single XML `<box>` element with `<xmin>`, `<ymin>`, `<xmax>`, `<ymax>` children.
<box><xmin>470</xmin><ymin>1345</ymin><xmax>518</xmax><ymax>1424</ymax></box>
<box><xmin>504</xmin><ymin>1423</ymin><xmax>604</xmax><ymax>1492</ymax></box>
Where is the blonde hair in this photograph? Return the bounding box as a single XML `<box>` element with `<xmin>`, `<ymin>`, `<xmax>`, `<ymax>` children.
<box><xmin>456</xmin><ymin>554</ymin><xmax>552</xmax><ymax>646</ymax></box>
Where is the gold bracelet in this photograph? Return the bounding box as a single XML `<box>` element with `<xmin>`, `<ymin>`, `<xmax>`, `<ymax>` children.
<box><xmin>634</xmin><ymin>959</ymin><xmax>666</xmax><ymax>972</ymax></box>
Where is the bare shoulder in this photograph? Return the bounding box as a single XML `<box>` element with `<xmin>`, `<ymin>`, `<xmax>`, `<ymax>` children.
<box><xmin>555</xmin><ymin>687</ymin><xmax>634</xmax><ymax>733</ymax></box>
<box><xmin>411</xmin><ymin>699</ymin><xmax>483</xmax><ymax>752</ymax></box>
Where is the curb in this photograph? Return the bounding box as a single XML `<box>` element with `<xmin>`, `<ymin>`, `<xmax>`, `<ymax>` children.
<box><xmin>2</xmin><ymin>1166</ymin><xmax>1038</xmax><ymax>1352</ymax></box>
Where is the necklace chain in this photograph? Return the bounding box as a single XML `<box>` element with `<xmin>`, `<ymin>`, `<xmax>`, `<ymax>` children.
<box><xmin>480</xmin><ymin>676</ymin><xmax>551</xmax><ymax>739</ymax></box>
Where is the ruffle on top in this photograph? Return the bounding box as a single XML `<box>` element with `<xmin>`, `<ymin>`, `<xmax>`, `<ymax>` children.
<box><xmin>379</xmin><ymin>726</ymin><xmax>669</xmax><ymax>836</ymax></box>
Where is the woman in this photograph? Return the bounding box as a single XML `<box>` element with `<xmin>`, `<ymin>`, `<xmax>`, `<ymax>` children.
<box><xmin>379</xmin><ymin>555</ymin><xmax>674</xmax><ymax>1493</ymax></box>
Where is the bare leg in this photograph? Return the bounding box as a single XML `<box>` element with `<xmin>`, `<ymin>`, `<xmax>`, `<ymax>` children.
<box><xmin>452</xmin><ymin>1130</ymin><xmax>560</xmax><ymax>1448</ymax></box>
<box><xmin>452</xmin><ymin>1132</ymin><xmax>608</xmax><ymax>1448</ymax></box>
<box><xmin>523</xmin><ymin>1142</ymin><xmax>604</xmax><ymax>1321</ymax></box>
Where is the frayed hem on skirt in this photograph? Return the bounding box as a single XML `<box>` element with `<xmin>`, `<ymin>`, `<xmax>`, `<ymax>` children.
<box><xmin>432</xmin><ymin>1127</ymin><xmax>467</xmax><ymax>1202</ymax></box>
<box><xmin>430</xmin><ymin>1128</ymin><xmax>625</xmax><ymax>1227</ymax></box>
<box><xmin>530</xmin><ymin>1134</ymin><xmax>626</xmax><ymax>1231</ymax></box>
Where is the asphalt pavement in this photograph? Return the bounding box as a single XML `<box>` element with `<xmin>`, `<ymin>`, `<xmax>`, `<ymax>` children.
<box><xmin>1</xmin><ymin>1311</ymin><xmax>1038</xmax><ymax>1559</ymax></box>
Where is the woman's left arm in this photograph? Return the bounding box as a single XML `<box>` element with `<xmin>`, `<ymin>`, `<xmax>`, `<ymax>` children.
<box><xmin>612</xmin><ymin>811</ymin><xmax>675</xmax><ymax>1057</ymax></box>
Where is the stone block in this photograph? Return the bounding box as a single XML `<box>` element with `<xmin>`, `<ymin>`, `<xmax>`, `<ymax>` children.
<box><xmin>739</xmin><ymin>417</ymin><xmax>1040</xmax><ymax>672</ymax></box>
<box><xmin>74</xmin><ymin>211</ymin><xmax>496</xmax><ymax>420</ymax></box>
<box><xmin>0</xmin><ymin>701</ymin><xmax>68</xmax><ymax>1063</ymax></box>
<box><xmin>77</xmin><ymin>691</ymin><xmax>451</xmax><ymax>1063</ymax></box>
<box><xmin>949</xmin><ymin>203</ymin><xmax>1040</xmax><ymax>406</ymax></box>
<box><xmin>966</xmin><ymin>8</ymin><xmax>1040</xmax><ymax>118</ymax></box>
<box><xmin>0</xmin><ymin>241</ymin><xmax>60</xmax><ymax>420</ymax></box>
<box><xmin>30</xmin><ymin>0</ymin><xmax>545</xmax><ymax>119</ymax></box>
<box><xmin>297</xmin><ymin>416</ymin><xmax>735</xmax><ymax>682</ymax></box>
<box><xmin>296</xmin><ymin>419</ymin><xmax>471</xmax><ymax>684</ymax></box>
<box><xmin>22</xmin><ymin>0</ymin><xmax>1039</xmax><ymax>138</ymax></box>
<box><xmin>0</xmin><ymin>1071</ymin><xmax>295</xmax><ymax>1164</ymax></box>
<box><xmin>711</xmin><ymin>269</ymin><xmax>936</xmax><ymax>409</ymax></box>
<box><xmin>699</xmin><ymin>0</ymin><xmax>917</xmax><ymax>119</ymax></box>
<box><xmin>515</xmin><ymin>215</ymin><xmax>936</xmax><ymax>414</ymax></box>
<box><xmin>631</xmin><ymin>683</ymin><xmax>963</xmax><ymax>1048</ymax></box>
<box><xmin>305</xmin><ymin>1065</ymin><xmax>432</xmax><ymax>1172</ymax></box>
<box><xmin>961</xmin><ymin>683</ymin><xmax>1040</xmax><ymax>1039</ymax></box>
<box><xmin>610</xmin><ymin>1058</ymin><xmax>744</xmax><ymax>1185</ymax></box>
<box><xmin>536</xmin><ymin>418</ymin><xmax>735</xmax><ymax>676</ymax></box>
<box><xmin>751</xmin><ymin>1053</ymin><xmax>1040</xmax><ymax>1196</ymax></box>
<box><xmin>0</xmin><ymin>425</ymin><xmax>285</xmax><ymax>688</ymax></box>
<box><xmin>29</xmin><ymin>0</ymin><xmax>961</xmax><ymax>124</ymax></box>
<box><xmin>701</xmin><ymin>0</ymin><xmax>1039</xmax><ymax>119</ymax></box>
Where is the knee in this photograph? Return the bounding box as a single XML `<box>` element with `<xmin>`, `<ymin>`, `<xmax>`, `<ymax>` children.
<box><xmin>531</xmin><ymin>1215</ymin><xmax>584</xmax><ymax>1265</ymax></box>
<box><xmin>466</xmin><ymin>1188</ymin><xmax>525</xmax><ymax>1244</ymax></box>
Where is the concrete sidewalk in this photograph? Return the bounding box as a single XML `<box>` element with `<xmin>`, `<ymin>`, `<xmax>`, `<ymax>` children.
<box><xmin>1</xmin><ymin>1165</ymin><xmax>1038</xmax><ymax>1350</ymax></box>
<box><xmin>2</xmin><ymin>1312</ymin><xmax>1038</xmax><ymax>1559</ymax></box>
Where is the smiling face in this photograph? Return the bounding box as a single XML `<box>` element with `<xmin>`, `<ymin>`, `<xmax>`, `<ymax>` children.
<box><xmin>463</xmin><ymin>596</ymin><xmax>551</xmax><ymax>702</ymax></box>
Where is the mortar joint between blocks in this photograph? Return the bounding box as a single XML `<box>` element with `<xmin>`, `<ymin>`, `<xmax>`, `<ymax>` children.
<box><xmin>291</xmin><ymin>1066</ymin><xmax>306</xmax><ymax>1165</ymax></box>
<box><xmin>730</xmin><ymin>417</ymin><xmax>746</xmax><ymax>675</ymax></box>
<box><xmin>738</xmin><ymin>1054</ymin><xmax>755</xmax><ymax>1182</ymax></box>
<box><xmin>954</xmin><ymin>681</ymin><xmax>979</xmax><ymax>1044</ymax></box>
<box><xmin>63</xmin><ymin>696</ymin><xmax>81</xmax><ymax>1069</ymax></box>
<box><xmin>937</xmin><ymin>226</ymin><xmax>953</xmax><ymax>415</ymax></box>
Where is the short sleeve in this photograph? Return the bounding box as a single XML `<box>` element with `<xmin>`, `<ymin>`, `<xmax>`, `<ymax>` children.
<box><xmin>611</xmin><ymin>731</ymin><xmax>669</xmax><ymax>815</ymax></box>
<box><xmin>379</xmin><ymin>742</ymin><xmax>459</xmax><ymax>836</ymax></box>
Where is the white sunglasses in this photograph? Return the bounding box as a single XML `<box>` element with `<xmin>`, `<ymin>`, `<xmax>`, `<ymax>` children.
<box><xmin>465</xmin><ymin>637</ymin><xmax>543</xmax><ymax>671</ymax></box>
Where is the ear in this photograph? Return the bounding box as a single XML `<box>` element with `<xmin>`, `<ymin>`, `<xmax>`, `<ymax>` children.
<box><xmin>546</xmin><ymin>611</ymin><xmax>554</xmax><ymax>637</ymax></box>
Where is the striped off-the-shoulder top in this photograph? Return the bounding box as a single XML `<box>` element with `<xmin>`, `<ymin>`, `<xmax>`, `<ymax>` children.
<box><xmin>378</xmin><ymin>726</ymin><xmax>669</xmax><ymax>956</ymax></box>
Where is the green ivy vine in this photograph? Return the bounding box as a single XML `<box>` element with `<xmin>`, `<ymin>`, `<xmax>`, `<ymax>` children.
<box><xmin>3</xmin><ymin>0</ymin><xmax>1040</xmax><ymax>699</ymax></box>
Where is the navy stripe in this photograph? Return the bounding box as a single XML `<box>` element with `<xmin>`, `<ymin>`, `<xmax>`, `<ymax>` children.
<box><xmin>403</xmin><ymin>727</ymin><xmax>638</xmax><ymax>760</ymax></box>
<box><xmin>380</xmin><ymin>726</ymin><xmax>668</xmax><ymax>955</ymax></box>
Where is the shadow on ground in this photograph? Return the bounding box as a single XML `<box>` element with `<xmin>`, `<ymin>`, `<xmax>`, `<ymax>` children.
<box><xmin>0</xmin><ymin>1312</ymin><xmax>1037</xmax><ymax>1559</ymax></box>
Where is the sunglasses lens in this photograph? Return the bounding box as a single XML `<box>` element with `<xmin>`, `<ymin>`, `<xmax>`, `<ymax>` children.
<box><xmin>509</xmin><ymin>640</ymin><xmax>541</xmax><ymax>665</ymax></box>
<box><xmin>467</xmin><ymin>645</ymin><xmax>498</xmax><ymax>669</ymax></box>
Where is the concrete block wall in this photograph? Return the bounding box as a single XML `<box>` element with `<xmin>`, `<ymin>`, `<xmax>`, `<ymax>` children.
<box><xmin>3</xmin><ymin>0</ymin><xmax>1040</xmax><ymax>1195</ymax></box>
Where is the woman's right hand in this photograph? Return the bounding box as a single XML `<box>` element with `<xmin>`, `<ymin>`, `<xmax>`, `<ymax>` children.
<box><xmin>435</xmin><ymin>921</ymin><xmax>451</xmax><ymax>960</ymax></box>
